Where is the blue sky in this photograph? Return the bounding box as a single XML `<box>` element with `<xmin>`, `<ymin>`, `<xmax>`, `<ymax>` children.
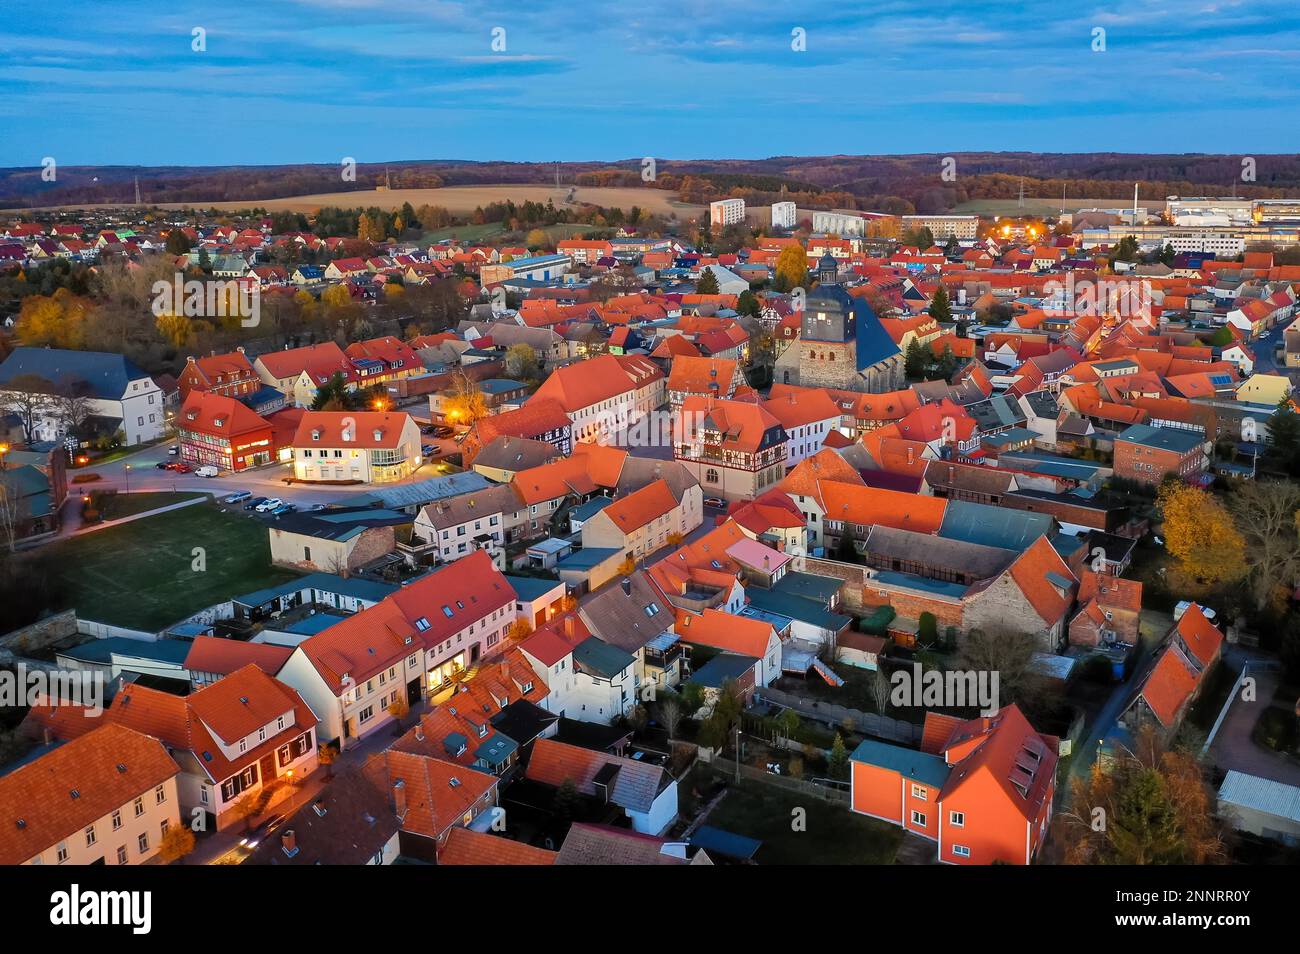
<box><xmin>2</xmin><ymin>0</ymin><xmax>1299</xmax><ymax>166</ymax></box>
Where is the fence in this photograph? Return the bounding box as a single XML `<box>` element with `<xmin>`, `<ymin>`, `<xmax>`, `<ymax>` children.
<box><xmin>754</xmin><ymin>686</ymin><xmax>923</xmax><ymax>746</ymax></box>
<box><xmin>704</xmin><ymin>756</ymin><xmax>851</xmax><ymax>806</ymax></box>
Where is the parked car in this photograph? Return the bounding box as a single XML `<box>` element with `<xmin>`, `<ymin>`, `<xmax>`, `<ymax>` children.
<box><xmin>433</xmin><ymin>425</ymin><xmax>455</xmax><ymax>439</ymax></box>
<box><xmin>167</xmin><ymin>446</ymin><xmax>179</xmax><ymax>456</ymax></box>
<box><xmin>171</xmin><ymin>462</ymin><xmax>192</xmax><ymax>474</ymax></box>
<box><xmin>304</xmin><ymin>503</ymin><xmax>327</xmax><ymax>512</ymax></box>
<box><xmin>255</xmin><ymin>497</ymin><xmax>282</xmax><ymax>513</ymax></box>
<box><xmin>223</xmin><ymin>490</ymin><xmax>252</xmax><ymax>504</ymax></box>
<box><xmin>155</xmin><ymin>461</ymin><xmax>170</xmax><ymax>470</ymax></box>
<box><xmin>270</xmin><ymin>503</ymin><xmax>296</xmax><ymax>515</ymax></box>
<box><xmin>244</xmin><ymin>496</ymin><xmax>268</xmax><ymax>511</ymax></box>
<box><xmin>703</xmin><ymin>496</ymin><xmax>726</xmax><ymax>509</ymax></box>
<box><xmin>195</xmin><ymin>465</ymin><xmax>219</xmax><ymax>478</ymax></box>
<box><xmin>422</xmin><ymin>444</ymin><xmax>436</xmax><ymax>457</ymax></box>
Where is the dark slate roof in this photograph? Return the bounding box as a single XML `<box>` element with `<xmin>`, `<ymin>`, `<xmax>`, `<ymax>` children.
<box><xmin>849</xmin><ymin>738</ymin><xmax>951</xmax><ymax>788</ymax></box>
<box><xmin>572</xmin><ymin>636</ymin><xmax>636</xmax><ymax>679</ymax></box>
<box><xmin>804</xmin><ymin>281</ymin><xmax>901</xmax><ymax>370</ymax></box>
<box><xmin>1117</xmin><ymin>423</ymin><xmax>1205</xmax><ymax>453</ymax></box>
<box><xmin>245</xmin><ymin>767</ymin><xmax>399</xmax><ymax>866</ymax></box>
<box><xmin>938</xmin><ymin>499</ymin><xmax>1055</xmax><ymax>551</ymax></box>
<box><xmin>688</xmin><ymin>652</ymin><xmax>759</xmax><ymax>689</ymax></box>
<box><xmin>0</xmin><ymin>347</ymin><xmax>151</xmax><ymax>400</ymax></box>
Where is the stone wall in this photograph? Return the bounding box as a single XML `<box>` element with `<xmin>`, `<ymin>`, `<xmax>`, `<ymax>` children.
<box><xmin>0</xmin><ymin>610</ymin><xmax>78</xmax><ymax>656</ymax></box>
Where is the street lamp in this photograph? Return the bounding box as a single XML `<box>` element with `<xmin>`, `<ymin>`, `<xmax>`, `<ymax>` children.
<box><xmin>124</xmin><ymin>463</ymin><xmax>131</xmax><ymax>494</ymax></box>
<box><xmin>0</xmin><ymin>443</ymin><xmax>8</xmax><ymax>472</ymax></box>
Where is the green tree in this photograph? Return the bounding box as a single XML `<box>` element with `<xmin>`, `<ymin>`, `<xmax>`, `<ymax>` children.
<box><xmin>695</xmin><ymin>268</ymin><xmax>720</xmax><ymax>295</ymax></box>
<box><xmin>904</xmin><ymin>338</ymin><xmax>929</xmax><ymax>379</ymax></box>
<box><xmin>1112</xmin><ymin>235</ymin><xmax>1139</xmax><ymax>264</ymax></box>
<box><xmin>828</xmin><ymin>733</ymin><xmax>849</xmax><ymax>779</ymax></box>
<box><xmin>553</xmin><ymin>778</ymin><xmax>582</xmax><ymax>820</ymax></box>
<box><xmin>928</xmin><ymin>284</ymin><xmax>951</xmax><ymax>323</ymax></box>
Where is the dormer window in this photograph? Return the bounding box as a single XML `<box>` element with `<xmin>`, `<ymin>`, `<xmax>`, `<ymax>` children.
<box><xmin>311</xmin><ymin>430</ymin><xmax>320</xmax><ymax>441</ymax></box>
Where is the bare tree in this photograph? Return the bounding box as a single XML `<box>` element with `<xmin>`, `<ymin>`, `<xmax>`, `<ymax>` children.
<box><xmin>658</xmin><ymin>694</ymin><xmax>683</xmax><ymax>740</ymax></box>
<box><xmin>957</xmin><ymin>627</ymin><xmax>1044</xmax><ymax>711</ymax></box>
<box><xmin>870</xmin><ymin>666</ymin><xmax>891</xmax><ymax>715</ymax></box>
<box><xmin>0</xmin><ymin>478</ymin><xmax>23</xmax><ymax>552</ymax></box>
<box><xmin>2</xmin><ymin>374</ymin><xmax>57</xmax><ymax>444</ymax></box>
<box><xmin>1227</xmin><ymin>480</ymin><xmax>1300</xmax><ymax>611</ymax></box>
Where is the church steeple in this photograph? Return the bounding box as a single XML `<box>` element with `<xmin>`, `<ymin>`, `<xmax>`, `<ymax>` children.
<box><xmin>816</xmin><ymin>251</ymin><xmax>839</xmax><ymax>285</ymax></box>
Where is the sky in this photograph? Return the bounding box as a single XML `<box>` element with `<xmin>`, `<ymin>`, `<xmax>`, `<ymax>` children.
<box><xmin>2</xmin><ymin>0</ymin><xmax>1300</xmax><ymax>167</ymax></box>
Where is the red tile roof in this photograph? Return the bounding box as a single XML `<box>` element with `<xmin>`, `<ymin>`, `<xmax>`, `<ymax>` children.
<box><xmin>0</xmin><ymin>724</ymin><xmax>180</xmax><ymax>865</ymax></box>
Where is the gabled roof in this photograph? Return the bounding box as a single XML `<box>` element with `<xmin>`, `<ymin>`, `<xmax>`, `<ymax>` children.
<box><xmin>0</xmin><ymin>347</ymin><xmax>152</xmax><ymax>400</ymax></box>
<box><xmin>526</xmin><ymin>738</ymin><xmax>672</xmax><ymax>814</ymax></box>
<box><xmin>0</xmin><ymin>724</ymin><xmax>180</xmax><ymax>865</ymax></box>
<box><xmin>363</xmin><ymin>749</ymin><xmax>496</xmax><ymax>842</ymax></box>
<box><xmin>674</xmin><ymin>608</ymin><xmax>775</xmax><ymax>657</ymax></box>
<box><xmin>439</xmin><ymin>826</ymin><xmax>557</xmax><ymax>865</ymax></box>
<box><xmin>183</xmin><ymin>636</ymin><xmax>292</xmax><ymax>678</ymax></box>
<box><xmin>293</xmin><ymin>410</ymin><xmax>414</xmax><ymax>449</ymax></box>
<box><xmin>598</xmin><ymin>479</ymin><xmax>678</xmax><ymax>534</ymax></box>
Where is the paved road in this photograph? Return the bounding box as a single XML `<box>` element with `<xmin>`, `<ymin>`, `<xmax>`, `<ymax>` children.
<box><xmin>1206</xmin><ymin>662</ymin><xmax>1300</xmax><ymax>787</ymax></box>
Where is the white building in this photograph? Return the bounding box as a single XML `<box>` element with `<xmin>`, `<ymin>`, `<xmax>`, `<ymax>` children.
<box><xmin>771</xmin><ymin>201</ymin><xmax>797</xmax><ymax>230</ymax></box>
<box><xmin>710</xmin><ymin>198</ymin><xmax>746</xmax><ymax>228</ymax></box>
<box><xmin>291</xmin><ymin>410</ymin><xmax>422</xmax><ymax>484</ymax></box>
<box><xmin>814</xmin><ymin>210</ymin><xmax>868</xmax><ymax>237</ymax></box>
<box><xmin>0</xmin><ymin>347</ymin><xmax>165</xmax><ymax>446</ymax></box>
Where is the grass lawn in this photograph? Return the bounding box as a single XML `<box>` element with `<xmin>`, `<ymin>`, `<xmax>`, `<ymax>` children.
<box><xmin>94</xmin><ymin>491</ymin><xmax>206</xmax><ymax>521</ymax></box>
<box><xmin>702</xmin><ymin>772</ymin><xmax>902</xmax><ymax>864</ymax></box>
<box><xmin>48</xmin><ymin>501</ymin><xmax>301</xmax><ymax>632</ymax></box>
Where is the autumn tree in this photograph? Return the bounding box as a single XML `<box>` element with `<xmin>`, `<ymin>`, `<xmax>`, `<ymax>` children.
<box><xmin>504</xmin><ymin>343</ymin><xmax>539</xmax><ymax>379</ymax></box>
<box><xmin>525</xmin><ymin>228</ymin><xmax>550</xmax><ymax>251</ymax></box>
<box><xmin>828</xmin><ymin>733</ymin><xmax>849</xmax><ymax>779</ymax></box>
<box><xmin>386</xmin><ymin>694</ymin><xmax>410</xmax><ymax>728</ymax></box>
<box><xmin>774</xmin><ymin>244</ymin><xmax>808</xmax><ymax>291</ymax></box>
<box><xmin>14</xmin><ymin>288</ymin><xmax>91</xmax><ymax>349</ymax></box>
<box><xmin>442</xmin><ymin>372</ymin><xmax>489</xmax><ymax>425</ymax></box>
<box><xmin>1059</xmin><ymin>724</ymin><xmax>1226</xmax><ymax>865</ymax></box>
<box><xmin>616</xmin><ymin>555</ymin><xmax>637</xmax><ymax>576</ymax></box>
<box><xmin>508</xmin><ymin>618</ymin><xmax>534</xmax><ymax>641</ymax></box>
<box><xmin>1157</xmin><ymin>483</ymin><xmax>1247</xmax><ymax>586</ymax></box>
<box><xmin>158</xmin><ymin>824</ymin><xmax>196</xmax><ymax>864</ymax></box>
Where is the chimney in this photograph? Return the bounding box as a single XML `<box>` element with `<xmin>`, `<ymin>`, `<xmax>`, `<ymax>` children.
<box><xmin>906</xmin><ymin>446</ymin><xmax>914</xmax><ymax>465</ymax></box>
<box><xmin>280</xmin><ymin>829</ymin><xmax>297</xmax><ymax>855</ymax></box>
<box><xmin>621</xmin><ymin>578</ymin><xmax>632</xmax><ymax>595</ymax></box>
<box><xmin>392</xmin><ymin>779</ymin><xmax>407</xmax><ymax>818</ymax></box>
<box><xmin>414</xmin><ymin>724</ymin><xmax>425</xmax><ymax>742</ymax></box>
<box><xmin>563</xmin><ymin>616</ymin><xmax>577</xmax><ymax>638</ymax></box>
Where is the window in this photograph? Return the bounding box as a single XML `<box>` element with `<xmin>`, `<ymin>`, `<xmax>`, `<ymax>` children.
<box><xmin>85</xmin><ymin>825</ymin><xmax>96</xmax><ymax>847</ymax></box>
<box><xmin>910</xmin><ymin>810</ymin><xmax>927</xmax><ymax>827</ymax></box>
<box><xmin>358</xmin><ymin>705</ymin><xmax>374</xmax><ymax>724</ymax></box>
<box><xmin>138</xmin><ymin>833</ymin><xmax>149</xmax><ymax>854</ymax></box>
<box><xmin>910</xmin><ymin>784</ymin><xmax>927</xmax><ymax>801</ymax></box>
<box><xmin>116</xmin><ymin>845</ymin><xmax>128</xmax><ymax>865</ymax></box>
<box><xmin>953</xmin><ymin>845</ymin><xmax>971</xmax><ymax>858</ymax></box>
<box><xmin>134</xmin><ymin>797</ymin><xmax>144</xmax><ymax>817</ymax></box>
<box><xmin>950</xmin><ymin>811</ymin><xmax>965</xmax><ymax>827</ymax></box>
<box><xmin>111</xmin><ymin>810</ymin><xmax>122</xmax><ymax>831</ymax></box>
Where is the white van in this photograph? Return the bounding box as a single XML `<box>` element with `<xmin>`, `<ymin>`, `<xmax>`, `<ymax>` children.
<box><xmin>195</xmin><ymin>465</ymin><xmax>220</xmax><ymax>478</ymax></box>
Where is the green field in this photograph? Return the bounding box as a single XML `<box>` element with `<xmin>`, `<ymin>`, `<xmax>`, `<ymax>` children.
<box><xmin>419</xmin><ymin>222</ymin><xmax>597</xmax><ymax>245</ymax></box>
<box><xmin>48</xmin><ymin>501</ymin><xmax>300</xmax><ymax>632</ymax></box>
<box><xmin>702</xmin><ymin>773</ymin><xmax>902</xmax><ymax>864</ymax></box>
<box><xmin>94</xmin><ymin>491</ymin><xmax>206</xmax><ymax>521</ymax></box>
